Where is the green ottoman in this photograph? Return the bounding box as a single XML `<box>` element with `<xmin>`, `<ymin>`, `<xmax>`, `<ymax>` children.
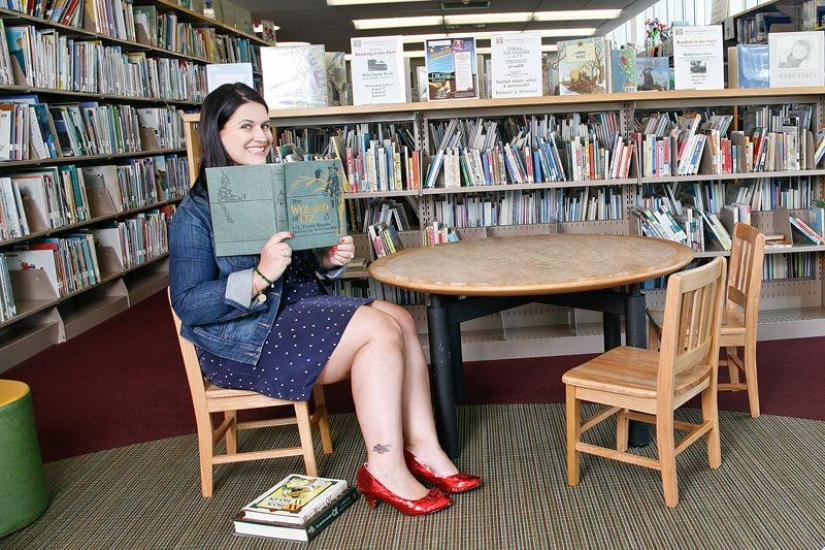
<box><xmin>0</xmin><ymin>380</ymin><xmax>49</xmax><ymax>538</ymax></box>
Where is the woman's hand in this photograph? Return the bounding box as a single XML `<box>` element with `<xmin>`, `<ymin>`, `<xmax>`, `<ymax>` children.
<box><xmin>322</xmin><ymin>236</ymin><xmax>355</xmax><ymax>269</ymax></box>
<box><xmin>254</xmin><ymin>232</ymin><xmax>293</xmax><ymax>293</ymax></box>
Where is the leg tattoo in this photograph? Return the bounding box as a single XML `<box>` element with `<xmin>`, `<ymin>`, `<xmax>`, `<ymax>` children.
<box><xmin>372</xmin><ymin>443</ymin><xmax>392</xmax><ymax>454</ymax></box>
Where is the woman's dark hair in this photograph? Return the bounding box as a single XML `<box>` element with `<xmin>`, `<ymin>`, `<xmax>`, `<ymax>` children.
<box><xmin>190</xmin><ymin>83</ymin><xmax>269</xmax><ymax>198</ymax></box>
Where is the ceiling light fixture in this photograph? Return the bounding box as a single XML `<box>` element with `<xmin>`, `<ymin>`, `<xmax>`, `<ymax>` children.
<box><xmin>353</xmin><ymin>15</ymin><xmax>443</xmax><ymax>30</ymax></box>
<box><xmin>532</xmin><ymin>9</ymin><xmax>622</xmax><ymax>21</ymax></box>
<box><xmin>328</xmin><ymin>0</ymin><xmax>429</xmax><ymax>5</ymax></box>
<box><xmin>444</xmin><ymin>12</ymin><xmax>532</xmax><ymax>25</ymax></box>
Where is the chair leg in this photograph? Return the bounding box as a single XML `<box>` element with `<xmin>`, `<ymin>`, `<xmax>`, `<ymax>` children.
<box><xmin>312</xmin><ymin>386</ymin><xmax>333</xmax><ymax>454</ymax></box>
<box><xmin>647</xmin><ymin>318</ymin><xmax>660</xmax><ymax>351</ymax></box>
<box><xmin>565</xmin><ymin>385</ymin><xmax>581</xmax><ymax>486</ymax></box>
<box><xmin>224</xmin><ymin>411</ymin><xmax>238</xmax><ymax>455</ymax></box>
<box><xmin>196</xmin><ymin>420</ymin><xmax>215</xmax><ymax>498</ymax></box>
<box><xmin>743</xmin><ymin>343</ymin><xmax>761</xmax><ymax>418</ymax></box>
<box><xmin>657</xmin><ymin>413</ymin><xmax>679</xmax><ymax>508</ymax></box>
<box><xmin>294</xmin><ymin>401</ymin><xmax>319</xmax><ymax>477</ymax></box>
<box><xmin>725</xmin><ymin>347</ymin><xmax>740</xmax><ymax>385</ymax></box>
<box><xmin>616</xmin><ymin>408</ymin><xmax>629</xmax><ymax>453</ymax></box>
<box><xmin>701</xmin><ymin>385</ymin><xmax>722</xmax><ymax>469</ymax></box>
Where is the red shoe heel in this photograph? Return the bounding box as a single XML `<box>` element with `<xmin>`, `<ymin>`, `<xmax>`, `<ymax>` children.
<box><xmin>356</xmin><ymin>464</ymin><xmax>451</xmax><ymax>516</ymax></box>
<box><xmin>363</xmin><ymin>493</ymin><xmax>378</xmax><ymax>509</ymax></box>
<box><xmin>404</xmin><ymin>450</ymin><xmax>482</xmax><ymax>494</ymax></box>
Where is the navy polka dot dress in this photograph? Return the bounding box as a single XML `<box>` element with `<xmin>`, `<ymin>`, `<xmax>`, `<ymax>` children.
<box><xmin>197</xmin><ymin>251</ymin><xmax>373</xmax><ymax>400</ymax></box>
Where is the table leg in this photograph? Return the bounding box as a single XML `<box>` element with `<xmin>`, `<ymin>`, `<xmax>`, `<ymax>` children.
<box><xmin>427</xmin><ymin>295</ymin><xmax>460</xmax><ymax>459</ymax></box>
<box><xmin>450</xmin><ymin>319</ymin><xmax>465</xmax><ymax>401</ymax></box>
<box><xmin>603</xmin><ymin>310</ymin><xmax>622</xmax><ymax>351</ymax></box>
<box><xmin>625</xmin><ymin>283</ymin><xmax>650</xmax><ymax>447</ymax></box>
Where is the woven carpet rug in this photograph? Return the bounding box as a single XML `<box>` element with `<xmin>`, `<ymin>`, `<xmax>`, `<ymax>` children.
<box><xmin>2</xmin><ymin>404</ymin><xmax>824</xmax><ymax>550</ymax></box>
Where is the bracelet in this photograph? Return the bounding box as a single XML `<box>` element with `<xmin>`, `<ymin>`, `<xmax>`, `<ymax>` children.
<box><xmin>254</xmin><ymin>267</ymin><xmax>275</xmax><ymax>288</ymax></box>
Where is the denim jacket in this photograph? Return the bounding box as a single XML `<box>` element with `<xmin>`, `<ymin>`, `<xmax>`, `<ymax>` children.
<box><xmin>169</xmin><ymin>193</ymin><xmax>345</xmax><ymax>364</ymax></box>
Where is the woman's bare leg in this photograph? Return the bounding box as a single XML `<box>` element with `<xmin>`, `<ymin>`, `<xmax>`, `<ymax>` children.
<box><xmin>318</xmin><ymin>305</ymin><xmax>427</xmax><ymax>499</ymax></box>
<box><xmin>367</xmin><ymin>301</ymin><xmax>459</xmax><ymax>476</ymax></box>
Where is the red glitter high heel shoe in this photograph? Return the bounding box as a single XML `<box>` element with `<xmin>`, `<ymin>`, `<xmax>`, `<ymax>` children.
<box><xmin>356</xmin><ymin>464</ymin><xmax>451</xmax><ymax>516</ymax></box>
<box><xmin>404</xmin><ymin>449</ymin><xmax>482</xmax><ymax>493</ymax></box>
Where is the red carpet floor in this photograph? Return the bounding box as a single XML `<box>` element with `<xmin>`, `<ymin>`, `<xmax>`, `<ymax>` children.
<box><xmin>6</xmin><ymin>289</ymin><xmax>824</xmax><ymax>463</ymax></box>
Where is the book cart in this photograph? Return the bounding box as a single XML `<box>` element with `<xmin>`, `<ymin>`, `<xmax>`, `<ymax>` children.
<box><xmin>0</xmin><ymin>0</ymin><xmax>270</xmax><ymax>371</ymax></box>
<box><xmin>180</xmin><ymin>87</ymin><xmax>825</xmax><ymax>363</ymax></box>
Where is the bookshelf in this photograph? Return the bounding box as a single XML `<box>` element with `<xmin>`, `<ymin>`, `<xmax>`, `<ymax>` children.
<box><xmin>180</xmin><ymin>86</ymin><xmax>825</xmax><ymax>362</ymax></box>
<box><xmin>0</xmin><ymin>0</ymin><xmax>270</xmax><ymax>372</ymax></box>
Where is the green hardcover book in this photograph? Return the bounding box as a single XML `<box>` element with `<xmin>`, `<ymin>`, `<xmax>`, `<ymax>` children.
<box><xmin>206</xmin><ymin>160</ymin><xmax>346</xmax><ymax>257</ymax></box>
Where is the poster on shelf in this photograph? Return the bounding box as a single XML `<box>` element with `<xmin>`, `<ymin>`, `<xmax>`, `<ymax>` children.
<box><xmin>490</xmin><ymin>32</ymin><xmax>542</xmax><ymax>98</ymax></box>
<box><xmin>425</xmin><ymin>37</ymin><xmax>478</xmax><ymax>101</ymax></box>
<box><xmin>206</xmin><ymin>63</ymin><xmax>254</xmax><ymax>93</ymax></box>
<box><xmin>769</xmin><ymin>31</ymin><xmax>825</xmax><ymax>88</ymax></box>
<box><xmin>350</xmin><ymin>36</ymin><xmax>407</xmax><ymax>105</ymax></box>
<box><xmin>672</xmin><ymin>25</ymin><xmax>725</xmax><ymax>90</ymax></box>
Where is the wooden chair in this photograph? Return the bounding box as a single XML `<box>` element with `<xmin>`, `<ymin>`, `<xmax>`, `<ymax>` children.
<box><xmin>563</xmin><ymin>257</ymin><xmax>726</xmax><ymax>508</ymax></box>
<box><xmin>168</xmin><ymin>293</ymin><xmax>333</xmax><ymax>497</ymax></box>
<box><xmin>648</xmin><ymin>223</ymin><xmax>766</xmax><ymax>417</ymax></box>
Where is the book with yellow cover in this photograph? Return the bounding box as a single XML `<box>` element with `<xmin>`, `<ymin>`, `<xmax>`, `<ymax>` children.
<box><xmin>241</xmin><ymin>474</ymin><xmax>348</xmax><ymax>525</ymax></box>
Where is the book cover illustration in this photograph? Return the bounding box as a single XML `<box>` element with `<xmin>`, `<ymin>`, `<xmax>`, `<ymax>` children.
<box><xmin>261</xmin><ymin>44</ymin><xmax>328</xmax><ymax>109</ymax></box>
<box><xmin>206</xmin><ymin>160</ymin><xmax>345</xmax><ymax>257</ymax></box>
<box><xmin>241</xmin><ymin>474</ymin><xmax>348</xmax><ymax>525</ymax></box>
<box><xmin>425</xmin><ymin>37</ymin><xmax>478</xmax><ymax>101</ymax></box>
<box><xmin>557</xmin><ymin>37</ymin><xmax>611</xmax><ymax>95</ymax></box>
<box><xmin>636</xmin><ymin>57</ymin><xmax>670</xmax><ymax>91</ymax></box>
<box><xmin>737</xmin><ymin>44</ymin><xmax>769</xmax><ymax>88</ymax></box>
<box><xmin>325</xmin><ymin>52</ymin><xmax>349</xmax><ymax>106</ymax></box>
<box><xmin>769</xmin><ymin>31</ymin><xmax>825</xmax><ymax>88</ymax></box>
<box><xmin>248</xmin><ymin>476</ymin><xmax>336</xmax><ymax>514</ymax></box>
<box><xmin>611</xmin><ymin>46</ymin><xmax>637</xmax><ymax>93</ymax></box>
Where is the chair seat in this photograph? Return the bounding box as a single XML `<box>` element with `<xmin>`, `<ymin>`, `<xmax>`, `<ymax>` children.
<box><xmin>205</xmin><ymin>382</ymin><xmax>284</xmax><ymax>400</ymax></box>
<box><xmin>562</xmin><ymin>346</ymin><xmax>712</xmax><ymax>399</ymax></box>
<box><xmin>648</xmin><ymin>307</ymin><xmax>745</xmax><ymax>335</ymax></box>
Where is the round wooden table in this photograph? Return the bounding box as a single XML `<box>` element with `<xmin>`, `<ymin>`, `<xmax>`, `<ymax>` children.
<box><xmin>369</xmin><ymin>234</ymin><xmax>695</xmax><ymax>457</ymax></box>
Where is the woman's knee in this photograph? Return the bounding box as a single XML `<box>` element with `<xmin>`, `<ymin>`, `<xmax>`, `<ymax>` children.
<box><xmin>355</xmin><ymin>304</ymin><xmax>404</xmax><ymax>348</ymax></box>
<box><xmin>370</xmin><ymin>300</ymin><xmax>418</xmax><ymax>336</ymax></box>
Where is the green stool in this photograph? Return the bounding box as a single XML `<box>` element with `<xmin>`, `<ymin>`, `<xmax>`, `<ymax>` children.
<box><xmin>0</xmin><ymin>380</ymin><xmax>49</xmax><ymax>538</ymax></box>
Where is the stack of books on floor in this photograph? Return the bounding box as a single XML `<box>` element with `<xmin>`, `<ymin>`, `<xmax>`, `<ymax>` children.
<box><xmin>233</xmin><ymin>474</ymin><xmax>359</xmax><ymax>543</ymax></box>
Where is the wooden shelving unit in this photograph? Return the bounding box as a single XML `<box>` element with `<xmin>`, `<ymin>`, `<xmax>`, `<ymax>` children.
<box><xmin>182</xmin><ymin>89</ymin><xmax>825</xmax><ymax>361</ymax></box>
<box><xmin>0</xmin><ymin>0</ymin><xmax>267</xmax><ymax>373</ymax></box>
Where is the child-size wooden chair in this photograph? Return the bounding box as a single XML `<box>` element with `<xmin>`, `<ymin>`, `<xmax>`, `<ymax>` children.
<box><xmin>648</xmin><ymin>223</ymin><xmax>766</xmax><ymax>417</ymax></box>
<box><xmin>168</xmin><ymin>292</ymin><xmax>333</xmax><ymax>497</ymax></box>
<box><xmin>563</xmin><ymin>257</ymin><xmax>726</xmax><ymax>508</ymax></box>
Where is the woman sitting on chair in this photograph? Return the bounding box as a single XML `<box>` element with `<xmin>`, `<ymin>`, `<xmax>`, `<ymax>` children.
<box><xmin>169</xmin><ymin>83</ymin><xmax>480</xmax><ymax>516</ymax></box>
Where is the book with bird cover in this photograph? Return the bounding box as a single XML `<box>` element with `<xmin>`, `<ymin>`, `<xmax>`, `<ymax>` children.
<box><xmin>206</xmin><ymin>159</ymin><xmax>346</xmax><ymax>256</ymax></box>
<box><xmin>240</xmin><ymin>474</ymin><xmax>348</xmax><ymax>525</ymax></box>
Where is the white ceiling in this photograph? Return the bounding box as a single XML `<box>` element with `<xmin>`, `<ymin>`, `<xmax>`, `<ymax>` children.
<box><xmin>234</xmin><ymin>0</ymin><xmax>658</xmax><ymax>52</ymax></box>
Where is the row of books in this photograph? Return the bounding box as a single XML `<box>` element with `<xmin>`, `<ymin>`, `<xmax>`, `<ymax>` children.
<box><xmin>4</xmin><ymin>206</ymin><xmax>173</xmax><ymax>300</ymax></box>
<box><xmin>232</xmin><ymin>474</ymin><xmax>357</xmax><ymax>543</ymax></box>
<box><xmin>632</xmin><ymin>205</ymin><xmax>732</xmax><ymax>252</ymax></box>
<box><xmin>0</xmin><ymin>252</ymin><xmax>16</xmax><ymax>322</ymax></box>
<box><xmin>0</xmin><ymin>155</ymin><xmax>187</xmax><ymax>242</ymax></box>
<box><xmin>0</xmin><ymin>24</ymin><xmax>209</xmax><ymax>101</ymax></box>
<box><xmin>429</xmin><ymin>187</ymin><xmax>625</xmax><ymax>229</ymax></box>
<box><xmin>763</xmin><ymin>252</ymin><xmax>817</xmax><ymax>280</ymax></box>
<box><xmin>0</xmin><ymin>98</ymin><xmax>186</xmax><ymax>163</ymax></box>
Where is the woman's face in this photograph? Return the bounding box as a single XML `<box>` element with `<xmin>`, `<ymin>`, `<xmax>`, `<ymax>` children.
<box><xmin>219</xmin><ymin>101</ymin><xmax>272</xmax><ymax>165</ymax></box>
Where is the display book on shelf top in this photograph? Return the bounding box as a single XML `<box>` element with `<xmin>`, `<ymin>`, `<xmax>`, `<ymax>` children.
<box><xmin>179</xmin><ymin>88</ymin><xmax>825</xmax><ymax>353</ymax></box>
<box><xmin>0</xmin><ymin>0</ymin><xmax>270</xmax><ymax>372</ymax></box>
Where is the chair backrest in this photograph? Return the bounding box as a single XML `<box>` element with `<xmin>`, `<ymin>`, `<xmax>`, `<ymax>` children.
<box><xmin>657</xmin><ymin>257</ymin><xmax>727</xmax><ymax>399</ymax></box>
<box><xmin>167</xmin><ymin>290</ymin><xmax>211</xmax><ymax>409</ymax></box>
<box><xmin>726</xmin><ymin>223</ymin><xmax>766</xmax><ymax>329</ymax></box>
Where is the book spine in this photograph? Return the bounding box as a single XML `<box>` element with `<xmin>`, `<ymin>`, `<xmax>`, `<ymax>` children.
<box><xmin>304</xmin><ymin>489</ymin><xmax>360</xmax><ymax>541</ymax></box>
